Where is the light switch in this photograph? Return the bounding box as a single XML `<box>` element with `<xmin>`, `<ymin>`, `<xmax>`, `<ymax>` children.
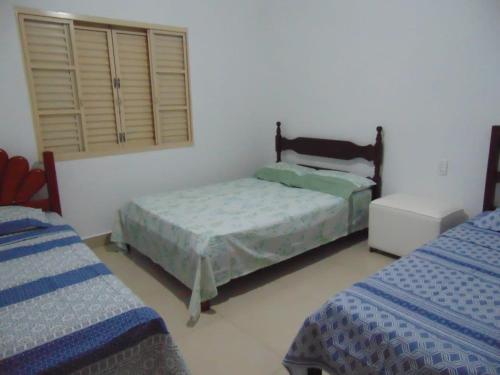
<box><xmin>439</xmin><ymin>159</ymin><xmax>448</xmax><ymax>176</ymax></box>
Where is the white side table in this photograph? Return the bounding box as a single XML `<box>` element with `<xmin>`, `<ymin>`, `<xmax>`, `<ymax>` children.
<box><xmin>368</xmin><ymin>194</ymin><xmax>467</xmax><ymax>257</ymax></box>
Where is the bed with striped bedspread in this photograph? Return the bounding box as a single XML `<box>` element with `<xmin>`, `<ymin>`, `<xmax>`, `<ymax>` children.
<box><xmin>0</xmin><ymin>217</ymin><xmax>190</xmax><ymax>375</ymax></box>
<box><xmin>283</xmin><ymin>215</ymin><xmax>500</xmax><ymax>375</ymax></box>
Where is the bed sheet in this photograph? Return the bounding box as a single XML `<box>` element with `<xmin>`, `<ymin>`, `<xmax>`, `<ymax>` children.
<box><xmin>0</xmin><ymin>213</ymin><xmax>190</xmax><ymax>375</ymax></box>
<box><xmin>112</xmin><ymin>178</ymin><xmax>352</xmax><ymax>320</ymax></box>
<box><xmin>283</xmin><ymin>218</ymin><xmax>500</xmax><ymax>375</ymax></box>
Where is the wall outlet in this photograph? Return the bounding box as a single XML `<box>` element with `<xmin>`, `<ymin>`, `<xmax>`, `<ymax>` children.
<box><xmin>439</xmin><ymin>159</ymin><xmax>448</xmax><ymax>176</ymax></box>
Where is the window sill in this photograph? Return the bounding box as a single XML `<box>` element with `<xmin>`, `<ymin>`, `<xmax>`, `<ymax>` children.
<box><xmin>45</xmin><ymin>140</ymin><xmax>194</xmax><ymax>162</ymax></box>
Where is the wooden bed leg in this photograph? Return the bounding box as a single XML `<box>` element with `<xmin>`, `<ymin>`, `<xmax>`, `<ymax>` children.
<box><xmin>307</xmin><ymin>368</ymin><xmax>321</xmax><ymax>375</ymax></box>
<box><xmin>201</xmin><ymin>300</ymin><xmax>211</xmax><ymax>312</ymax></box>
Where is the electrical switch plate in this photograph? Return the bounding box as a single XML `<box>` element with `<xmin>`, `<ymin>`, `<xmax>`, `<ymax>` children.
<box><xmin>439</xmin><ymin>159</ymin><xmax>448</xmax><ymax>176</ymax></box>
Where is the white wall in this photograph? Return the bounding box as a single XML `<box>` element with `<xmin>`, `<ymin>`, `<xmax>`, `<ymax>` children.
<box><xmin>0</xmin><ymin>0</ymin><xmax>273</xmax><ymax>238</ymax></box>
<box><xmin>2</xmin><ymin>1</ymin><xmax>500</xmax><ymax>237</ymax></box>
<box><xmin>264</xmin><ymin>0</ymin><xmax>500</xmax><ymax>216</ymax></box>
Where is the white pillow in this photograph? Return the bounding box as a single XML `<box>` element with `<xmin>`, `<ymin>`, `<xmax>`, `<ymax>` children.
<box><xmin>472</xmin><ymin>209</ymin><xmax>500</xmax><ymax>232</ymax></box>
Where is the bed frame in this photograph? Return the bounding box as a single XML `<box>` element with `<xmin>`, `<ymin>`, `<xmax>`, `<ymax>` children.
<box><xmin>305</xmin><ymin>125</ymin><xmax>496</xmax><ymax>375</ymax></box>
<box><xmin>275</xmin><ymin>122</ymin><xmax>384</xmax><ymax>199</ymax></box>
<box><xmin>200</xmin><ymin>124</ymin><xmax>384</xmax><ymax>313</ymax></box>
<box><xmin>483</xmin><ymin>125</ymin><xmax>500</xmax><ymax>211</ymax></box>
<box><xmin>0</xmin><ymin>149</ymin><xmax>61</xmax><ymax>215</ymax></box>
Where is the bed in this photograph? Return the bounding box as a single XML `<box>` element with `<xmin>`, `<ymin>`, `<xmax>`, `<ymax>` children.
<box><xmin>283</xmin><ymin>126</ymin><xmax>500</xmax><ymax>375</ymax></box>
<box><xmin>0</xmin><ymin>149</ymin><xmax>190</xmax><ymax>375</ymax></box>
<box><xmin>112</xmin><ymin>122</ymin><xmax>384</xmax><ymax>320</ymax></box>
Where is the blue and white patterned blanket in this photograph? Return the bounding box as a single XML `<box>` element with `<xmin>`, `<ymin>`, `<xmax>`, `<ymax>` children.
<box><xmin>284</xmin><ymin>217</ymin><xmax>500</xmax><ymax>374</ymax></box>
<box><xmin>0</xmin><ymin>216</ymin><xmax>190</xmax><ymax>374</ymax></box>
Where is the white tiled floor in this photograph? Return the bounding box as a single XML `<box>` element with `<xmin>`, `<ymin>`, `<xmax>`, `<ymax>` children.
<box><xmin>92</xmin><ymin>235</ymin><xmax>394</xmax><ymax>375</ymax></box>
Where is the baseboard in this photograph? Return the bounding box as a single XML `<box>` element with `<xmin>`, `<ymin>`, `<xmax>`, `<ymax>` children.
<box><xmin>84</xmin><ymin>232</ymin><xmax>111</xmax><ymax>248</ymax></box>
<box><xmin>369</xmin><ymin>246</ymin><xmax>400</xmax><ymax>259</ymax></box>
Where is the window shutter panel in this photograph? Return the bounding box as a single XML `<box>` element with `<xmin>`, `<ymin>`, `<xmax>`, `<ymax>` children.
<box><xmin>148</xmin><ymin>30</ymin><xmax>192</xmax><ymax>144</ymax></box>
<box><xmin>19</xmin><ymin>16</ymin><xmax>86</xmax><ymax>155</ymax></box>
<box><xmin>112</xmin><ymin>30</ymin><xmax>155</xmax><ymax>147</ymax></box>
<box><xmin>74</xmin><ymin>27</ymin><xmax>121</xmax><ymax>151</ymax></box>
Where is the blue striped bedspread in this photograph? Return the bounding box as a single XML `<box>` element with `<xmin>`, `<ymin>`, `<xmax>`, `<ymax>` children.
<box><xmin>284</xmin><ymin>217</ymin><xmax>500</xmax><ymax>374</ymax></box>
<box><xmin>0</xmin><ymin>220</ymin><xmax>190</xmax><ymax>374</ymax></box>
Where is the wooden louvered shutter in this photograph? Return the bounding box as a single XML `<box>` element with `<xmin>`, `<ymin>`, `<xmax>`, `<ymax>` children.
<box><xmin>19</xmin><ymin>15</ymin><xmax>87</xmax><ymax>156</ymax></box>
<box><xmin>19</xmin><ymin>10</ymin><xmax>193</xmax><ymax>160</ymax></box>
<box><xmin>148</xmin><ymin>30</ymin><xmax>192</xmax><ymax>145</ymax></box>
<box><xmin>74</xmin><ymin>26</ymin><xmax>121</xmax><ymax>151</ymax></box>
<box><xmin>112</xmin><ymin>30</ymin><xmax>156</xmax><ymax>147</ymax></box>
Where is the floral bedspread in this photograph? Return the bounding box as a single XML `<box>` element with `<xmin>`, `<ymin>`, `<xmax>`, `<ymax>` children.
<box><xmin>112</xmin><ymin>178</ymin><xmax>357</xmax><ymax>320</ymax></box>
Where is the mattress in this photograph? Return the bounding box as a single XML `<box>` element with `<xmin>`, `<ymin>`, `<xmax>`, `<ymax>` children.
<box><xmin>283</xmin><ymin>216</ymin><xmax>500</xmax><ymax>374</ymax></box>
<box><xmin>112</xmin><ymin>177</ymin><xmax>369</xmax><ymax>320</ymax></box>
<box><xmin>0</xmin><ymin>212</ymin><xmax>190</xmax><ymax>375</ymax></box>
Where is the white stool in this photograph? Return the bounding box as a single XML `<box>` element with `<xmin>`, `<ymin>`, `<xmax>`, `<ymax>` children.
<box><xmin>368</xmin><ymin>194</ymin><xmax>467</xmax><ymax>257</ymax></box>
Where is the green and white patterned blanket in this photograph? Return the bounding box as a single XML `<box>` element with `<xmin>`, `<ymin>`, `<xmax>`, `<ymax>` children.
<box><xmin>112</xmin><ymin>177</ymin><xmax>369</xmax><ymax>320</ymax></box>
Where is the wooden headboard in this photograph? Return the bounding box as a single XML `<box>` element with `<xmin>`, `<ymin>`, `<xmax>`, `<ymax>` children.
<box><xmin>0</xmin><ymin>149</ymin><xmax>61</xmax><ymax>215</ymax></box>
<box><xmin>483</xmin><ymin>125</ymin><xmax>500</xmax><ymax>211</ymax></box>
<box><xmin>275</xmin><ymin>122</ymin><xmax>384</xmax><ymax>199</ymax></box>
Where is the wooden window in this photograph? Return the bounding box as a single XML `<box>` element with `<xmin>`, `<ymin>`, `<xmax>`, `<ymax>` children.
<box><xmin>112</xmin><ymin>30</ymin><xmax>156</xmax><ymax>147</ymax></box>
<box><xmin>74</xmin><ymin>26</ymin><xmax>121</xmax><ymax>151</ymax></box>
<box><xmin>19</xmin><ymin>16</ymin><xmax>86</xmax><ymax>155</ymax></box>
<box><xmin>18</xmin><ymin>9</ymin><xmax>193</xmax><ymax>160</ymax></box>
<box><xmin>149</xmin><ymin>30</ymin><xmax>192</xmax><ymax>144</ymax></box>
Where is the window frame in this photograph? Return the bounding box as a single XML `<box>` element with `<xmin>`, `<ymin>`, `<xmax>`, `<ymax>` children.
<box><xmin>16</xmin><ymin>7</ymin><xmax>193</xmax><ymax>161</ymax></box>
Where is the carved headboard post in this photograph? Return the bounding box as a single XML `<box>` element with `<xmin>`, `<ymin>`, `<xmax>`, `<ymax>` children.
<box><xmin>276</xmin><ymin>121</ymin><xmax>282</xmax><ymax>162</ymax></box>
<box><xmin>271</xmin><ymin>122</ymin><xmax>384</xmax><ymax>201</ymax></box>
<box><xmin>43</xmin><ymin>151</ymin><xmax>62</xmax><ymax>215</ymax></box>
<box><xmin>372</xmin><ymin>126</ymin><xmax>383</xmax><ymax>199</ymax></box>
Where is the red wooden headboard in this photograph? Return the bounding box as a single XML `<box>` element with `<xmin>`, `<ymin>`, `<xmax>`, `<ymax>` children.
<box><xmin>0</xmin><ymin>149</ymin><xmax>61</xmax><ymax>215</ymax></box>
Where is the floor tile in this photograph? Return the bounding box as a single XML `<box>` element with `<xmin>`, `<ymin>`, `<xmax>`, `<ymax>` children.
<box><xmin>218</xmin><ymin>284</ymin><xmax>321</xmax><ymax>358</ymax></box>
<box><xmin>90</xmin><ymin>236</ymin><xmax>395</xmax><ymax>374</ymax></box>
<box><xmin>92</xmin><ymin>245</ymin><xmax>221</xmax><ymax>340</ymax></box>
<box><xmin>273</xmin><ymin>366</ymin><xmax>292</xmax><ymax>375</ymax></box>
<box><xmin>177</xmin><ymin>319</ymin><xmax>282</xmax><ymax>375</ymax></box>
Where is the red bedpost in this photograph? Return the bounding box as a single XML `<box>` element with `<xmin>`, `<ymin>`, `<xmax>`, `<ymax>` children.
<box><xmin>43</xmin><ymin>151</ymin><xmax>62</xmax><ymax>215</ymax></box>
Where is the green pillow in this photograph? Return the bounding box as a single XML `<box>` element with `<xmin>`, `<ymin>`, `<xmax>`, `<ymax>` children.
<box><xmin>298</xmin><ymin>170</ymin><xmax>375</xmax><ymax>200</ymax></box>
<box><xmin>297</xmin><ymin>173</ymin><xmax>359</xmax><ymax>200</ymax></box>
<box><xmin>254</xmin><ymin>162</ymin><xmax>314</xmax><ymax>186</ymax></box>
<box><xmin>255</xmin><ymin>162</ymin><xmax>375</xmax><ymax>200</ymax></box>
<box><xmin>311</xmin><ymin>170</ymin><xmax>375</xmax><ymax>191</ymax></box>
